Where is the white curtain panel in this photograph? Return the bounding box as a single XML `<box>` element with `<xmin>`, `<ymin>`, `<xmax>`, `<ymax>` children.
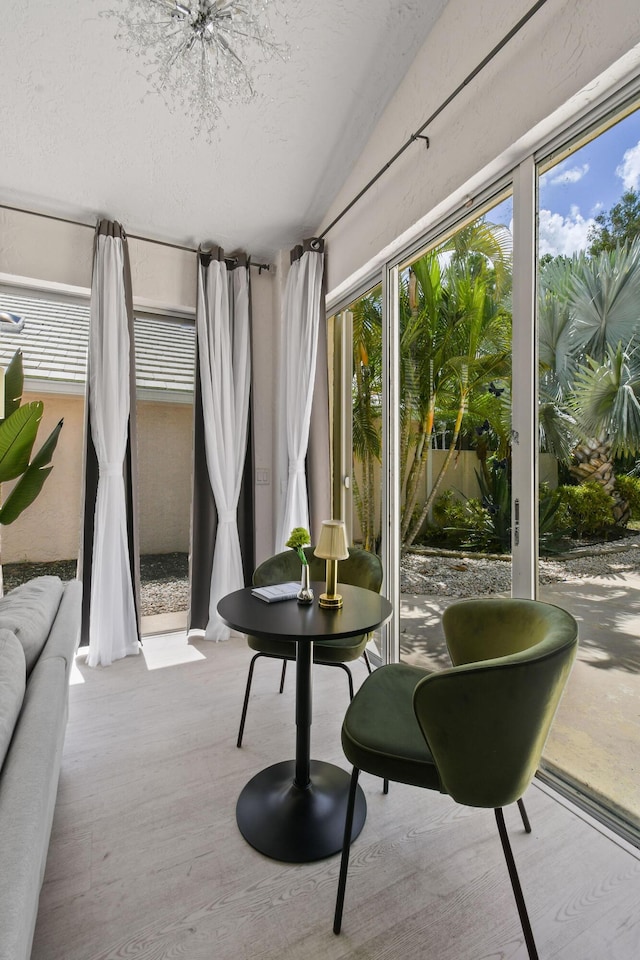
<box><xmin>197</xmin><ymin>257</ymin><xmax>251</xmax><ymax>641</ymax></box>
<box><xmin>276</xmin><ymin>247</ymin><xmax>325</xmax><ymax>552</ymax></box>
<box><xmin>87</xmin><ymin>231</ymin><xmax>139</xmax><ymax>667</ymax></box>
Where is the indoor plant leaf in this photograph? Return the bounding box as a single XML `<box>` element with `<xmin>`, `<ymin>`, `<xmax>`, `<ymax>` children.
<box><xmin>0</xmin><ymin>418</ymin><xmax>63</xmax><ymax>525</ymax></box>
<box><xmin>0</xmin><ymin>402</ymin><xmax>43</xmax><ymax>482</ymax></box>
<box><xmin>3</xmin><ymin>349</ymin><xmax>24</xmax><ymax>421</ymax></box>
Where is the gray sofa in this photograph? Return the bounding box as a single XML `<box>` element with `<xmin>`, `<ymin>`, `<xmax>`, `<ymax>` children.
<box><xmin>0</xmin><ymin>576</ymin><xmax>82</xmax><ymax>960</ymax></box>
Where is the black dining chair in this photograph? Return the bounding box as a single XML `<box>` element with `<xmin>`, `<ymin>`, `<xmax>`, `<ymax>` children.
<box><xmin>236</xmin><ymin>546</ymin><xmax>383</xmax><ymax>748</ymax></box>
<box><xmin>333</xmin><ymin>597</ymin><xmax>578</xmax><ymax>960</ymax></box>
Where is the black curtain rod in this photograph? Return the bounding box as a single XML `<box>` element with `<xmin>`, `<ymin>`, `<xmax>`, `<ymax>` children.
<box><xmin>0</xmin><ymin>202</ymin><xmax>271</xmax><ymax>272</ymax></box>
<box><xmin>319</xmin><ymin>0</ymin><xmax>550</xmax><ymax>241</ymax></box>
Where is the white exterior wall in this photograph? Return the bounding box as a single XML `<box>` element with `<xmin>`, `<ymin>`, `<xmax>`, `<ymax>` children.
<box><xmin>319</xmin><ymin>0</ymin><xmax>640</xmax><ymax>299</ymax></box>
<box><xmin>0</xmin><ymin>207</ymin><xmax>277</xmax><ymax>565</ymax></box>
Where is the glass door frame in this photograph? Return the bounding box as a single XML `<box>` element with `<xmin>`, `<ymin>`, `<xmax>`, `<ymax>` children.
<box><xmin>380</xmin><ymin>174</ymin><xmax>526</xmax><ymax>662</ymax></box>
<box><xmin>328</xmin><ymin>72</ymin><xmax>640</xmax><ymax>845</ymax></box>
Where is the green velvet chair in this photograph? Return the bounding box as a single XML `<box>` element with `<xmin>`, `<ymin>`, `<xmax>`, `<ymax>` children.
<box><xmin>236</xmin><ymin>546</ymin><xmax>383</xmax><ymax>748</ymax></box>
<box><xmin>333</xmin><ymin>597</ymin><xmax>578</xmax><ymax>960</ymax></box>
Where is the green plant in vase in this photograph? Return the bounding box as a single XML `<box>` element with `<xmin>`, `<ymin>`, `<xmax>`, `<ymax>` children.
<box><xmin>286</xmin><ymin>526</ymin><xmax>313</xmax><ymax>603</ymax></box>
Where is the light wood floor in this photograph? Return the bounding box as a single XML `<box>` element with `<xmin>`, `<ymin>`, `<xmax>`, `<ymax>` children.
<box><xmin>32</xmin><ymin>633</ymin><xmax>640</xmax><ymax>960</ymax></box>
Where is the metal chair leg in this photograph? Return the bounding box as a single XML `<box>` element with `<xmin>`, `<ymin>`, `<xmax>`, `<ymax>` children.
<box><xmin>495</xmin><ymin>808</ymin><xmax>539</xmax><ymax>960</ymax></box>
<box><xmin>237</xmin><ymin>653</ymin><xmax>261</xmax><ymax>748</ymax></box>
<box><xmin>383</xmin><ymin>779</ymin><xmax>389</xmax><ymax>794</ymax></box>
<box><xmin>517</xmin><ymin>797</ymin><xmax>532</xmax><ymax>833</ymax></box>
<box><xmin>334</xmin><ymin>767</ymin><xmax>360</xmax><ymax>935</ymax></box>
<box><xmin>279</xmin><ymin>659</ymin><xmax>287</xmax><ymax>693</ymax></box>
<box><xmin>362</xmin><ymin>649</ymin><xmax>373</xmax><ymax>674</ymax></box>
<box><xmin>334</xmin><ymin>662</ymin><xmax>355</xmax><ymax>700</ymax></box>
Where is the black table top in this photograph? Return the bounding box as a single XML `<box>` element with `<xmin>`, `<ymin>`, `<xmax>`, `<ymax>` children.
<box><xmin>217</xmin><ymin>582</ymin><xmax>392</xmax><ymax>642</ymax></box>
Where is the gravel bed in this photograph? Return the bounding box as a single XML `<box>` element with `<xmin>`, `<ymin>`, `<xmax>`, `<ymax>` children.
<box><xmin>401</xmin><ymin>535</ymin><xmax>640</xmax><ymax>597</ymax></box>
<box><xmin>5</xmin><ymin>539</ymin><xmax>640</xmax><ymax>614</ymax></box>
<box><xmin>2</xmin><ymin>553</ymin><xmax>190</xmax><ymax>617</ymax></box>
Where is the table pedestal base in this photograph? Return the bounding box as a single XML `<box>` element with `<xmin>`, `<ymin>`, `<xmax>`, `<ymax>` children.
<box><xmin>236</xmin><ymin>759</ymin><xmax>366</xmax><ymax>862</ymax></box>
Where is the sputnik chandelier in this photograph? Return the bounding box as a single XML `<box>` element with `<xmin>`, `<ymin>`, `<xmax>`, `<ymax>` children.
<box><xmin>102</xmin><ymin>1</ymin><xmax>287</xmax><ymax>137</ymax></box>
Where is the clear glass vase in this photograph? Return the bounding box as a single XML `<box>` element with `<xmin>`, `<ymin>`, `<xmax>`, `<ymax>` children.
<box><xmin>297</xmin><ymin>564</ymin><xmax>314</xmax><ymax>603</ymax></box>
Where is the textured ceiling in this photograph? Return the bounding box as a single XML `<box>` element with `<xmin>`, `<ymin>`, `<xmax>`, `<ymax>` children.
<box><xmin>0</xmin><ymin>0</ymin><xmax>448</xmax><ymax>261</ymax></box>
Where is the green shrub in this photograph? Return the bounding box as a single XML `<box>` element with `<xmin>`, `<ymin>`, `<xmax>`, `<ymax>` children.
<box><xmin>431</xmin><ymin>480</ymin><xmax>506</xmax><ymax>554</ymax></box>
<box><xmin>420</xmin><ymin>489</ymin><xmax>481</xmax><ymax>548</ymax></box>
<box><xmin>538</xmin><ymin>483</ymin><xmax>571</xmax><ymax>552</ymax></box>
<box><xmin>614</xmin><ymin>474</ymin><xmax>640</xmax><ymax>519</ymax></box>
<box><xmin>432</xmin><ymin>489</ymin><xmax>472</xmax><ymax>531</ymax></box>
<box><xmin>555</xmin><ymin>482</ymin><xmax>615</xmax><ymax>537</ymax></box>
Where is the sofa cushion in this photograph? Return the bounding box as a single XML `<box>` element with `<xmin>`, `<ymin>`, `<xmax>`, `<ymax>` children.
<box><xmin>0</xmin><ymin>577</ymin><xmax>64</xmax><ymax>675</ymax></box>
<box><xmin>0</xmin><ymin>628</ymin><xmax>26</xmax><ymax>770</ymax></box>
<box><xmin>0</xmin><ymin>655</ymin><xmax>68</xmax><ymax>960</ymax></box>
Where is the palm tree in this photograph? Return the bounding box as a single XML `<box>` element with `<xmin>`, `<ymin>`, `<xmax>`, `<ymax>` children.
<box><xmin>540</xmin><ymin>240</ymin><xmax>640</xmax><ymax>521</ymax></box>
<box><xmin>569</xmin><ymin>344</ymin><xmax>640</xmax><ymax>523</ymax></box>
<box><xmin>400</xmin><ymin>221</ymin><xmax>512</xmax><ymax>549</ymax></box>
<box><xmin>348</xmin><ymin>217</ymin><xmax>514</xmax><ymax>553</ymax></box>
<box><xmin>350</xmin><ymin>289</ymin><xmax>382</xmax><ymax>551</ymax></box>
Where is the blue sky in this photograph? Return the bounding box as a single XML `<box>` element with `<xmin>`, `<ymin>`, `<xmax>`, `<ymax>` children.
<box><xmin>488</xmin><ymin>107</ymin><xmax>640</xmax><ymax>255</ymax></box>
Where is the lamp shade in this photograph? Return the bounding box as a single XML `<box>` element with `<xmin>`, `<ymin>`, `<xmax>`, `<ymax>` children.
<box><xmin>314</xmin><ymin>520</ymin><xmax>349</xmax><ymax>560</ymax></box>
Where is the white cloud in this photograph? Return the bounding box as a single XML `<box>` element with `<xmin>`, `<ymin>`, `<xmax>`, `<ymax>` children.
<box><xmin>616</xmin><ymin>140</ymin><xmax>640</xmax><ymax>190</ymax></box>
<box><xmin>538</xmin><ymin>206</ymin><xmax>595</xmax><ymax>257</ymax></box>
<box><xmin>548</xmin><ymin>162</ymin><xmax>590</xmax><ymax>186</ymax></box>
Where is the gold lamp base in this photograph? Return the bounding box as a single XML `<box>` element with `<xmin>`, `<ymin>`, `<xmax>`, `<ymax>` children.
<box><xmin>315</xmin><ymin>524</ymin><xmax>350</xmax><ymax>611</ymax></box>
<box><xmin>318</xmin><ymin>592</ymin><xmax>343</xmax><ymax>609</ymax></box>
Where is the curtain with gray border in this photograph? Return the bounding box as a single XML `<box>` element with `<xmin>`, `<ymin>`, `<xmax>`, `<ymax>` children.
<box><xmin>306</xmin><ymin>251</ymin><xmax>331</xmax><ymax>540</ymax></box>
<box><xmin>275</xmin><ymin>238</ymin><xmax>328</xmax><ymax>550</ymax></box>
<box><xmin>80</xmin><ymin>219</ymin><xmax>141</xmax><ymax>666</ymax></box>
<box><xmin>188</xmin><ymin>248</ymin><xmax>253</xmax><ymax>641</ymax></box>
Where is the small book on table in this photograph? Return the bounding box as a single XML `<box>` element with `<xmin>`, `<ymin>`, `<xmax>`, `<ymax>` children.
<box><xmin>251</xmin><ymin>581</ymin><xmax>300</xmax><ymax>603</ymax></box>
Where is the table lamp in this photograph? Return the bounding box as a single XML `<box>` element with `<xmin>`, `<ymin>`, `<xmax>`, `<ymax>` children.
<box><xmin>314</xmin><ymin>520</ymin><xmax>349</xmax><ymax>608</ymax></box>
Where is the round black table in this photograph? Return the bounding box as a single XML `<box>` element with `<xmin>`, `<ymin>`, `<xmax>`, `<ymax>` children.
<box><xmin>218</xmin><ymin>583</ymin><xmax>392</xmax><ymax>863</ymax></box>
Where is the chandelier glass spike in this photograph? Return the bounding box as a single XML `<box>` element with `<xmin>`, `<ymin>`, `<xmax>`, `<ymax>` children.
<box><xmin>103</xmin><ymin>1</ymin><xmax>287</xmax><ymax>136</ymax></box>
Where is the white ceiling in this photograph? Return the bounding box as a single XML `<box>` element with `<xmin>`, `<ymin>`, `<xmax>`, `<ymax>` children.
<box><xmin>0</xmin><ymin>1</ymin><xmax>448</xmax><ymax>262</ymax></box>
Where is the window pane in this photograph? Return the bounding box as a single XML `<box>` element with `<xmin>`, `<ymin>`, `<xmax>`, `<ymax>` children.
<box><xmin>134</xmin><ymin>314</ymin><xmax>195</xmax><ymax>635</ymax></box>
<box><xmin>0</xmin><ymin>293</ymin><xmax>196</xmax><ymax>637</ymax></box>
<box><xmin>537</xmin><ymin>103</ymin><xmax>640</xmax><ymax>838</ymax></box>
<box><xmin>396</xmin><ymin>197</ymin><xmax>513</xmax><ymax>666</ymax></box>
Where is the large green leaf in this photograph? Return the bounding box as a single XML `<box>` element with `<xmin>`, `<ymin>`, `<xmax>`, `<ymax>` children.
<box><xmin>0</xmin><ymin>402</ymin><xmax>43</xmax><ymax>482</ymax></box>
<box><xmin>0</xmin><ymin>418</ymin><xmax>63</xmax><ymax>525</ymax></box>
<box><xmin>566</xmin><ymin>240</ymin><xmax>640</xmax><ymax>361</ymax></box>
<box><xmin>3</xmin><ymin>349</ymin><xmax>24</xmax><ymax>420</ymax></box>
<box><xmin>572</xmin><ymin>346</ymin><xmax>640</xmax><ymax>457</ymax></box>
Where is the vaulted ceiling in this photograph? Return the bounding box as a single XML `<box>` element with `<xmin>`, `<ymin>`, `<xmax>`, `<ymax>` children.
<box><xmin>1</xmin><ymin>1</ymin><xmax>449</xmax><ymax>260</ymax></box>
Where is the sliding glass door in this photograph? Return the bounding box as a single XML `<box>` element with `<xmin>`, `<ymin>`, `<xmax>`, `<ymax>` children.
<box><xmin>394</xmin><ymin>193</ymin><xmax>514</xmax><ymax>668</ymax></box>
<box><xmin>330</xmin><ymin>90</ymin><xmax>640</xmax><ymax>844</ymax></box>
<box><xmin>536</xmin><ymin>102</ymin><xmax>640</xmax><ymax>837</ymax></box>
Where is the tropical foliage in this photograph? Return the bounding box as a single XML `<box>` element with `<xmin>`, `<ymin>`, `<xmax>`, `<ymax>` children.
<box><xmin>0</xmin><ymin>350</ymin><xmax>63</xmax><ymax>526</ymax></box>
<box><xmin>587</xmin><ymin>188</ymin><xmax>640</xmax><ymax>256</ymax></box>
<box><xmin>348</xmin><ymin>200</ymin><xmax>640</xmax><ymax>554</ymax></box>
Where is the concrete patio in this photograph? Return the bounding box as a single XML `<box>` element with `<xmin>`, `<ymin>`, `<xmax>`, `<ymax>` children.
<box><xmin>139</xmin><ymin>568</ymin><xmax>640</xmax><ymax>835</ymax></box>
<box><xmin>399</xmin><ymin>574</ymin><xmax>640</xmax><ymax>831</ymax></box>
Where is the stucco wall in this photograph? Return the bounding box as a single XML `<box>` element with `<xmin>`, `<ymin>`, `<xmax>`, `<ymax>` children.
<box><xmin>320</xmin><ymin>0</ymin><xmax>640</xmax><ymax>299</ymax></box>
<box><xmin>0</xmin><ymin>392</ymin><xmax>197</xmax><ymax>564</ymax></box>
<box><xmin>136</xmin><ymin>399</ymin><xmax>194</xmax><ymax>557</ymax></box>
<box><xmin>0</xmin><ymin>391</ymin><xmax>83</xmax><ymax>564</ymax></box>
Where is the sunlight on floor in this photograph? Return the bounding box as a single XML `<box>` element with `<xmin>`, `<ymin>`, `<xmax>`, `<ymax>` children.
<box><xmin>141</xmin><ymin>631</ymin><xmax>207</xmax><ymax>670</ymax></box>
<box><xmin>69</xmin><ymin>657</ymin><xmax>86</xmax><ymax>685</ymax></box>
